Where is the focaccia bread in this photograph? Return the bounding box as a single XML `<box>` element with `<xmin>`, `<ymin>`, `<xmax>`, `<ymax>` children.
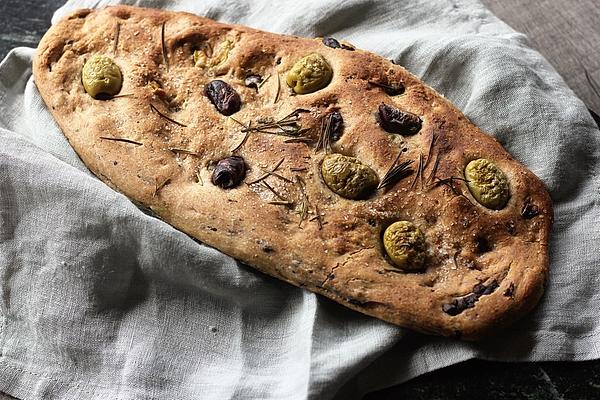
<box><xmin>33</xmin><ymin>5</ymin><xmax>553</xmax><ymax>339</ymax></box>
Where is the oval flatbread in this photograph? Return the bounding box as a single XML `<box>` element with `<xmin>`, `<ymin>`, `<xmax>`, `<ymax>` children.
<box><xmin>33</xmin><ymin>5</ymin><xmax>553</xmax><ymax>339</ymax></box>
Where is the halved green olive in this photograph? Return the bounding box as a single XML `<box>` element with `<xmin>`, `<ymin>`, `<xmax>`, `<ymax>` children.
<box><xmin>383</xmin><ymin>221</ymin><xmax>426</xmax><ymax>271</ymax></box>
<box><xmin>286</xmin><ymin>53</ymin><xmax>333</xmax><ymax>94</ymax></box>
<box><xmin>464</xmin><ymin>158</ymin><xmax>509</xmax><ymax>210</ymax></box>
<box><xmin>321</xmin><ymin>153</ymin><xmax>378</xmax><ymax>199</ymax></box>
<box><xmin>82</xmin><ymin>55</ymin><xmax>122</xmax><ymax>99</ymax></box>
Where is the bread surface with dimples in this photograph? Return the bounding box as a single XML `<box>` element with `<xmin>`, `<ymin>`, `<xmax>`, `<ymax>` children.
<box><xmin>33</xmin><ymin>5</ymin><xmax>553</xmax><ymax>339</ymax></box>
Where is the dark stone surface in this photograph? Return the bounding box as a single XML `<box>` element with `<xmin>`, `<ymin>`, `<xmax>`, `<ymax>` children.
<box><xmin>1</xmin><ymin>1</ymin><xmax>599</xmax><ymax>400</ymax></box>
<box><xmin>365</xmin><ymin>360</ymin><xmax>600</xmax><ymax>400</ymax></box>
<box><xmin>0</xmin><ymin>0</ymin><xmax>64</xmax><ymax>58</ymax></box>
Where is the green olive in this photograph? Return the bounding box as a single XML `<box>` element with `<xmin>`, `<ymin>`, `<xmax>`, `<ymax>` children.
<box><xmin>321</xmin><ymin>153</ymin><xmax>378</xmax><ymax>199</ymax></box>
<box><xmin>81</xmin><ymin>55</ymin><xmax>122</xmax><ymax>99</ymax></box>
<box><xmin>286</xmin><ymin>53</ymin><xmax>333</xmax><ymax>94</ymax></box>
<box><xmin>194</xmin><ymin>37</ymin><xmax>235</xmax><ymax>68</ymax></box>
<box><xmin>383</xmin><ymin>221</ymin><xmax>427</xmax><ymax>271</ymax></box>
<box><xmin>464</xmin><ymin>158</ymin><xmax>510</xmax><ymax>210</ymax></box>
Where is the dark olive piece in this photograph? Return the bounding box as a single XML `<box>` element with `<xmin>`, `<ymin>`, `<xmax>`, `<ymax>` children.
<box><xmin>244</xmin><ymin>74</ymin><xmax>262</xmax><ymax>91</ymax></box>
<box><xmin>377</xmin><ymin>103</ymin><xmax>422</xmax><ymax>135</ymax></box>
<box><xmin>442</xmin><ymin>280</ymin><xmax>499</xmax><ymax>316</ymax></box>
<box><xmin>521</xmin><ymin>202</ymin><xmax>540</xmax><ymax>219</ymax></box>
<box><xmin>205</xmin><ymin>80</ymin><xmax>241</xmax><ymax>116</ymax></box>
<box><xmin>381</xmin><ymin>85</ymin><xmax>404</xmax><ymax>96</ymax></box>
<box><xmin>322</xmin><ymin>37</ymin><xmax>341</xmax><ymax>49</ymax></box>
<box><xmin>369</xmin><ymin>80</ymin><xmax>405</xmax><ymax>96</ymax></box>
<box><xmin>322</xmin><ymin>37</ymin><xmax>355</xmax><ymax>51</ymax></box>
<box><xmin>325</xmin><ymin>111</ymin><xmax>344</xmax><ymax>141</ymax></box>
<box><xmin>212</xmin><ymin>156</ymin><xmax>246</xmax><ymax>188</ymax></box>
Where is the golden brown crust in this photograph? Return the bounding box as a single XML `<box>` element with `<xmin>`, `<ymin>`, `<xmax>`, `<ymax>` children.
<box><xmin>33</xmin><ymin>5</ymin><xmax>553</xmax><ymax>339</ymax></box>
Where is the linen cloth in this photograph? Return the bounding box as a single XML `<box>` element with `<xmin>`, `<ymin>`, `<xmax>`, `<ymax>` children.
<box><xmin>0</xmin><ymin>0</ymin><xmax>599</xmax><ymax>398</ymax></box>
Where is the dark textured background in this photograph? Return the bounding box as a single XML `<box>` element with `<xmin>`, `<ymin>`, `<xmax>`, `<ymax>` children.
<box><xmin>1</xmin><ymin>1</ymin><xmax>599</xmax><ymax>399</ymax></box>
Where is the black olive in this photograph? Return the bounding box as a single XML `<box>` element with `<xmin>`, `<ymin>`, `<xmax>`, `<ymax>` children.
<box><xmin>322</xmin><ymin>37</ymin><xmax>355</xmax><ymax>51</ymax></box>
<box><xmin>442</xmin><ymin>280</ymin><xmax>499</xmax><ymax>316</ymax></box>
<box><xmin>325</xmin><ymin>111</ymin><xmax>344</xmax><ymax>141</ymax></box>
<box><xmin>521</xmin><ymin>202</ymin><xmax>540</xmax><ymax>219</ymax></box>
<box><xmin>377</xmin><ymin>103</ymin><xmax>422</xmax><ymax>135</ymax></box>
<box><xmin>322</xmin><ymin>37</ymin><xmax>341</xmax><ymax>49</ymax></box>
<box><xmin>211</xmin><ymin>156</ymin><xmax>246</xmax><ymax>188</ymax></box>
<box><xmin>205</xmin><ymin>80</ymin><xmax>241</xmax><ymax>116</ymax></box>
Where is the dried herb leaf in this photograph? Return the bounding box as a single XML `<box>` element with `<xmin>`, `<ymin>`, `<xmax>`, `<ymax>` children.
<box><xmin>377</xmin><ymin>152</ymin><xmax>413</xmax><ymax>190</ymax></box>
<box><xmin>168</xmin><ymin>147</ymin><xmax>201</xmax><ymax>156</ymax></box>
<box><xmin>242</xmin><ymin>109</ymin><xmax>310</xmax><ymax>137</ymax></box>
<box><xmin>113</xmin><ymin>22</ymin><xmax>121</xmax><ymax>55</ymax></box>
<box><xmin>108</xmin><ymin>93</ymin><xmax>134</xmax><ymax>99</ymax></box>
<box><xmin>368</xmin><ymin>80</ymin><xmax>405</xmax><ymax>96</ymax></box>
<box><xmin>273</xmin><ymin>73</ymin><xmax>281</xmax><ymax>104</ymax></box>
<box><xmin>410</xmin><ymin>153</ymin><xmax>424</xmax><ymax>189</ymax></box>
<box><xmin>431</xmin><ymin>176</ymin><xmax>475</xmax><ymax>206</ymax></box>
<box><xmin>246</xmin><ymin>158</ymin><xmax>291</xmax><ymax>185</ymax></box>
<box><xmin>160</xmin><ymin>21</ymin><xmax>168</xmax><ymax>71</ymax></box>
<box><xmin>316</xmin><ymin>111</ymin><xmax>343</xmax><ymax>153</ymax></box>
<box><xmin>150</xmin><ymin>103</ymin><xmax>187</xmax><ymax>127</ymax></box>
<box><xmin>99</xmin><ymin>136</ymin><xmax>142</xmax><ymax>146</ymax></box>
<box><xmin>153</xmin><ymin>177</ymin><xmax>171</xmax><ymax>197</ymax></box>
<box><xmin>309</xmin><ymin>204</ymin><xmax>323</xmax><ymax>230</ymax></box>
<box><xmin>296</xmin><ymin>175</ymin><xmax>309</xmax><ymax>227</ymax></box>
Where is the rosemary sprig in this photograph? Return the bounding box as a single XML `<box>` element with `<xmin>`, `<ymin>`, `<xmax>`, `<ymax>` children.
<box><xmin>150</xmin><ymin>103</ymin><xmax>187</xmax><ymax>127</ymax></box>
<box><xmin>161</xmin><ymin>21</ymin><xmax>168</xmax><ymax>71</ymax></box>
<box><xmin>420</xmin><ymin>153</ymin><xmax>426</xmax><ymax>189</ymax></box>
<box><xmin>246</xmin><ymin>158</ymin><xmax>292</xmax><ymax>185</ymax></box>
<box><xmin>425</xmin><ymin>132</ymin><xmax>437</xmax><ymax>166</ymax></box>
<box><xmin>268</xmin><ymin>200</ymin><xmax>294</xmax><ymax>206</ymax></box>
<box><xmin>153</xmin><ymin>177</ymin><xmax>171</xmax><ymax>197</ymax></box>
<box><xmin>315</xmin><ymin>113</ymin><xmax>333</xmax><ymax>153</ymax></box>
<box><xmin>99</xmin><ymin>136</ymin><xmax>142</xmax><ymax>146</ymax></box>
<box><xmin>109</xmin><ymin>93</ymin><xmax>134</xmax><ymax>99</ymax></box>
<box><xmin>284</xmin><ymin>137</ymin><xmax>313</xmax><ymax>143</ymax></box>
<box><xmin>452</xmin><ymin>250</ymin><xmax>460</xmax><ymax>269</ymax></box>
<box><xmin>230</xmin><ymin>118</ymin><xmax>251</xmax><ymax>152</ymax></box>
<box><xmin>113</xmin><ymin>22</ymin><xmax>121</xmax><ymax>55</ymax></box>
<box><xmin>262</xmin><ymin>181</ymin><xmax>286</xmax><ymax>200</ymax></box>
<box><xmin>431</xmin><ymin>176</ymin><xmax>475</xmax><ymax>206</ymax></box>
<box><xmin>241</xmin><ymin>109</ymin><xmax>310</xmax><ymax>137</ymax></box>
<box><xmin>309</xmin><ymin>204</ymin><xmax>323</xmax><ymax>230</ymax></box>
<box><xmin>262</xmin><ymin>181</ymin><xmax>294</xmax><ymax>208</ymax></box>
<box><xmin>258</xmin><ymin>73</ymin><xmax>271</xmax><ymax>89</ymax></box>
<box><xmin>230</xmin><ymin>110</ymin><xmax>311</xmax><ymax>152</ymax></box>
<box><xmin>273</xmin><ymin>73</ymin><xmax>281</xmax><ymax>104</ymax></box>
<box><xmin>168</xmin><ymin>147</ymin><xmax>201</xmax><ymax>156</ymax></box>
<box><xmin>377</xmin><ymin>152</ymin><xmax>413</xmax><ymax>190</ymax></box>
<box><xmin>433</xmin><ymin>176</ymin><xmax>469</xmax><ymax>186</ymax></box>
<box><xmin>426</xmin><ymin>152</ymin><xmax>440</xmax><ymax>186</ymax></box>
<box><xmin>410</xmin><ymin>152</ymin><xmax>424</xmax><ymax>189</ymax></box>
<box><xmin>290</xmin><ymin>167</ymin><xmax>308</xmax><ymax>172</ymax></box>
<box><xmin>296</xmin><ymin>175</ymin><xmax>309</xmax><ymax>227</ymax></box>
